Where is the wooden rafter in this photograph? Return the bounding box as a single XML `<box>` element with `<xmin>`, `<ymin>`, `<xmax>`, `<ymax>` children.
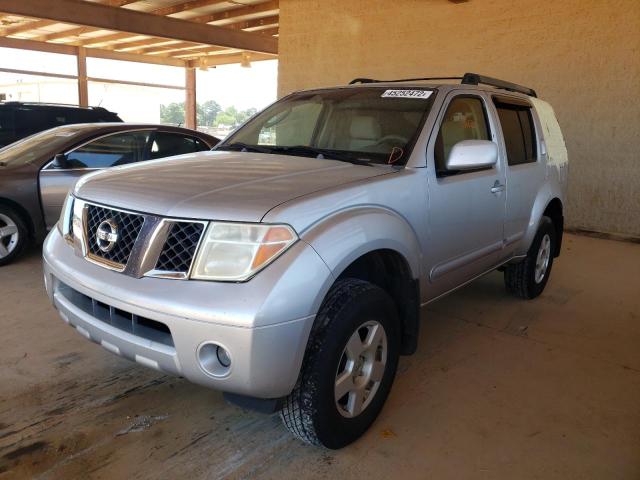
<box><xmin>186</xmin><ymin>51</ymin><xmax>275</xmax><ymax>68</ymax></box>
<box><xmin>0</xmin><ymin>0</ymin><xmax>278</xmax><ymax>53</ymax></box>
<box><xmin>187</xmin><ymin>1</ymin><xmax>279</xmax><ymax>25</ymax></box>
<box><xmin>0</xmin><ymin>18</ymin><xmax>54</xmax><ymax>36</ymax></box>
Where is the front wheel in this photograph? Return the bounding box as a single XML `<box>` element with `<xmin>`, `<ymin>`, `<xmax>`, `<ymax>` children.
<box><xmin>280</xmin><ymin>278</ymin><xmax>400</xmax><ymax>449</ymax></box>
<box><xmin>504</xmin><ymin>216</ymin><xmax>556</xmax><ymax>299</ymax></box>
<box><xmin>0</xmin><ymin>206</ymin><xmax>28</xmax><ymax>266</ymax></box>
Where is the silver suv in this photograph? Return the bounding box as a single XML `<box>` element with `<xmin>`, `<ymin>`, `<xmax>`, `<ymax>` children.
<box><xmin>43</xmin><ymin>73</ymin><xmax>568</xmax><ymax>449</ymax></box>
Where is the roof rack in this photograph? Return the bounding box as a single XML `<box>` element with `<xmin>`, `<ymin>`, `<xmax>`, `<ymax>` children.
<box><xmin>349</xmin><ymin>76</ymin><xmax>462</xmax><ymax>85</ymax></box>
<box><xmin>0</xmin><ymin>100</ymin><xmax>113</xmax><ymax>109</ymax></box>
<box><xmin>461</xmin><ymin>73</ymin><xmax>536</xmax><ymax>97</ymax></box>
<box><xmin>349</xmin><ymin>72</ymin><xmax>537</xmax><ymax>97</ymax></box>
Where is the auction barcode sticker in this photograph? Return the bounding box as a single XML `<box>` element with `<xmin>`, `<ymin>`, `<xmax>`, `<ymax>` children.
<box><xmin>381</xmin><ymin>89</ymin><xmax>432</xmax><ymax>99</ymax></box>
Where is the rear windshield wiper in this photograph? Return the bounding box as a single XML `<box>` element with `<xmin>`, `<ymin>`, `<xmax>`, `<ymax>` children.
<box><xmin>216</xmin><ymin>142</ymin><xmax>274</xmax><ymax>154</ymax></box>
<box><xmin>270</xmin><ymin>145</ymin><xmax>373</xmax><ymax>166</ymax></box>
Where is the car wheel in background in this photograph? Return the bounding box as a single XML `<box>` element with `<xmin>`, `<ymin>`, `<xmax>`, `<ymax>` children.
<box><xmin>0</xmin><ymin>206</ymin><xmax>29</xmax><ymax>266</ymax></box>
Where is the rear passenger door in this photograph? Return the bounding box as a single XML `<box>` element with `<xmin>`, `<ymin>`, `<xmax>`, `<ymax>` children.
<box><xmin>425</xmin><ymin>92</ymin><xmax>507</xmax><ymax>297</ymax></box>
<box><xmin>490</xmin><ymin>96</ymin><xmax>545</xmax><ymax>259</ymax></box>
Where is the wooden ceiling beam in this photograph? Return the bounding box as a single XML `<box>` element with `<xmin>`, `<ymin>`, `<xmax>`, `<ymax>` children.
<box><xmin>0</xmin><ymin>0</ymin><xmax>278</xmax><ymax>53</ymax></box>
<box><xmin>133</xmin><ymin>16</ymin><xmax>279</xmax><ymax>54</ymax></box>
<box><xmin>93</xmin><ymin>14</ymin><xmax>279</xmax><ymax>51</ymax></box>
<box><xmin>0</xmin><ymin>36</ymin><xmax>187</xmax><ymax>67</ymax></box>
<box><xmin>34</xmin><ymin>0</ymin><xmax>222</xmax><ymax>43</ymax></box>
<box><xmin>0</xmin><ymin>0</ymin><xmax>139</xmax><ymax>37</ymax></box>
<box><xmin>33</xmin><ymin>0</ymin><xmax>278</xmax><ymax>45</ymax></box>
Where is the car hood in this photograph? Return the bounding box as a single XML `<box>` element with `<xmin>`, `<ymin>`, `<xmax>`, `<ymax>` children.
<box><xmin>74</xmin><ymin>151</ymin><xmax>395</xmax><ymax>222</ymax></box>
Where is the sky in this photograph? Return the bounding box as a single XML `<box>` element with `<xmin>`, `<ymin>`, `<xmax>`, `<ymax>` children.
<box><xmin>0</xmin><ymin>47</ymin><xmax>278</xmax><ymax>121</ymax></box>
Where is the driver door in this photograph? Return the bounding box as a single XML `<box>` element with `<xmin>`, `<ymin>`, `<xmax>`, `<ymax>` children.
<box><xmin>39</xmin><ymin>130</ymin><xmax>151</xmax><ymax>228</ymax></box>
<box><xmin>424</xmin><ymin>92</ymin><xmax>507</xmax><ymax>298</ymax></box>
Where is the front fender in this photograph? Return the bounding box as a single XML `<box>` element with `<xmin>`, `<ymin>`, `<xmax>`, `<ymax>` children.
<box><xmin>300</xmin><ymin>206</ymin><xmax>422</xmax><ymax>281</ymax></box>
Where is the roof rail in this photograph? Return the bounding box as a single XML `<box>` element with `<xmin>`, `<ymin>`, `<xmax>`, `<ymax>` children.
<box><xmin>461</xmin><ymin>73</ymin><xmax>536</xmax><ymax>97</ymax></box>
<box><xmin>348</xmin><ymin>72</ymin><xmax>537</xmax><ymax>97</ymax></box>
<box><xmin>349</xmin><ymin>76</ymin><xmax>462</xmax><ymax>85</ymax></box>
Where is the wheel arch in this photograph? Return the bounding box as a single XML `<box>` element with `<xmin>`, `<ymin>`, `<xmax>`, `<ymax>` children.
<box><xmin>520</xmin><ymin>185</ymin><xmax>564</xmax><ymax>258</ymax></box>
<box><xmin>542</xmin><ymin>197</ymin><xmax>564</xmax><ymax>256</ymax></box>
<box><xmin>301</xmin><ymin>207</ymin><xmax>423</xmax><ymax>355</ymax></box>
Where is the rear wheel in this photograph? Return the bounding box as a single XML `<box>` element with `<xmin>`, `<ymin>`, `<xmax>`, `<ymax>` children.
<box><xmin>280</xmin><ymin>278</ymin><xmax>400</xmax><ymax>449</ymax></box>
<box><xmin>0</xmin><ymin>206</ymin><xmax>28</xmax><ymax>266</ymax></box>
<box><xmin>504</xmin><ymin>216</ymin><xmax>556</xmax><ymax>299</ymax></box>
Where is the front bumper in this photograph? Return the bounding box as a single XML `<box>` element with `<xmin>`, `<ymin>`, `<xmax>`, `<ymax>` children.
<box><xmin>43</xmin><ymin>228</ymin><xmax>334</xmax><ymax>398</ymax></box>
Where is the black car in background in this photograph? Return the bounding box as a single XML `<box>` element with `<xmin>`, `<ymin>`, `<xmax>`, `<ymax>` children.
<box><xmin>0</xmin><ymin>102</ymin><xmax>122</xmax><ymax>148</ymax></box>
<box><xmin>0</xmin><ymin>123</ymin><xmax>219</xmax><ymax>265</ymax></box>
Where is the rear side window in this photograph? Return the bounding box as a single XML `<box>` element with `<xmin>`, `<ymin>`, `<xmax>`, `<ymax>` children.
<box><xmin>14</xmin><ymin>108</ymin><xmax>52</xmax><ymax>140</ymax></box>
<box><xmin>0</xmin><ymin>108</ymin><xmax>15</xmax><ymax>147</ymax></box>
<box><xmin>149</xmin><ymin>132</ymin><xmax>203</xmax><ymax>160</ymax></box>
<box><xmin>65</xmin><ymin>130</ymin><xmax>151</xmax><ymax>168</ymax></box>
<box><xmin>434</xmin><ymin>96</ymin><xmax>491</xmax><ymax>175</ymax></box>
<box><xmin>494</xmin><ymin>100</ymin><xmax>537</xmax><ymax>165</ymax></box>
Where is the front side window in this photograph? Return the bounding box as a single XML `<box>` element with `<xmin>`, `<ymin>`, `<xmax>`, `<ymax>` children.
<box><xmin>218</xmin><ymin>87</ymin><xmax>435</xmax><ymax>166</ymax></box>
<box><xmin>494</xmin><ymin>101</ymin><xmax>537</xmax><ymax>166</ymax></box>
<box><xmin>434</xmin><ymin>96</ymin><xmax>491</xmax><ymax>175</ymax></box>
<box><xmin>64</xmin><ymin>130</ymin><xmax>151</xmax><ymax>169</ymax></box>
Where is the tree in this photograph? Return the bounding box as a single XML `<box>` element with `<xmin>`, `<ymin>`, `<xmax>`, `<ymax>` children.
<box><xmin>213</xmin><ymin>106</ymin><xmax>258</xmax><ymax>127</ymax></box>
<box><xmin>160</xmin><ymin>101</ymin><xmax>258</xmax><ymax>128</ymax></box>
<box><xmin>200</xmin><ymin>100</ymin><xmax>222</xmax><ymax>127</ymax></box>
<box><xmin>159</xmin><ymin>102</ymin><xmax>185</xmax><ymax>125</ymax></box>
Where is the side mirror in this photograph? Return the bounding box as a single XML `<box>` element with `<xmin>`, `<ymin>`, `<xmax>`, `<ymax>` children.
<box><xmin>52</xmin><ymin>153</ymin><xmax>69</xmax><ymax>169</ymax></box>
<box><xmin>446</xmin><ymin>140</ymin><xmax>497</xmax><ymax>171</ymax></box>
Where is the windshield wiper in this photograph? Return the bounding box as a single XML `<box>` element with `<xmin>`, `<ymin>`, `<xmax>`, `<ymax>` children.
<box><xmin>217</xmin><ymin>142</ymin><xmax>274</xmax><ymax>154</ymax></box>
<box><xmin>270</xmin><ymin>145</ymin><xmax>373</xmax><ymax>166</ymax></box>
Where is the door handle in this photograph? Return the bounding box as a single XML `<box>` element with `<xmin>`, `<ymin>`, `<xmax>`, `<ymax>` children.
<box><xmin>490</xmin><ymin>181</ymin><xmax>505</xmax><ymax>194</ymax></box>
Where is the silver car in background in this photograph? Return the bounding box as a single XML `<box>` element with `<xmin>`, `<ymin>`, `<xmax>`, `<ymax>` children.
<box><xmin>0</xmin><ymin>124</ymin><xmax>218</xmax><ymax>265</ymax></box>
<box><xmin>43</xmin><ymin>73</ymin><xmax>568</xmax><ymax>449</ymax></box>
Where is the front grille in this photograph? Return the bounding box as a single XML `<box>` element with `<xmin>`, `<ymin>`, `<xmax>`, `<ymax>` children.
<box><xmin>86</xmin><ymin>204</ymin><xmax>145</xmax><ymax>267</ymax></box>
<box><xmin>59</xmin><ymin>281</ymin><xmax>174</xmax><ymax>347</ymax></box>
<box><xmin>155</xmin><ymin>222</ymin><xmax>205</xmax><ymax>273</ymax></box>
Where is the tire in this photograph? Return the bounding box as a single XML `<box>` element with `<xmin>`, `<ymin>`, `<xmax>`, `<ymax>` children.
<box><xmin>504</xmin><ymin>216</ymin><xmax>556</xmax><ymax>299</ymax></box>
<box><xmin>0</xmin><ymin>205</ymin><xmax>29</xmax><ymax>266</ymax></box>
<box><xmin>280</xmin><ymin>278</ymin><xmax>400</xmax><ymax>449</ymax></box>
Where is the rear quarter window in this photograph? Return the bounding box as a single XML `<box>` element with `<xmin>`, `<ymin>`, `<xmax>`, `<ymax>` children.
<box><xmin>494</xmin><ymin>100</ymin><xmax>537</xmax><ymax>166</ymax></box>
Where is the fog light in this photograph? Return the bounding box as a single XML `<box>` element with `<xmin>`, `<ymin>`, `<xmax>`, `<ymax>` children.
<box><xmin>197</xmin><ymin>342</ymin><xmax>231</xmax><ymax>377</ymax></box>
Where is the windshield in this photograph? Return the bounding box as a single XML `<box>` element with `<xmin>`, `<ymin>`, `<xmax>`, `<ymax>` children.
<box><xmin>0</xmin><ymin>125</ymin><xmax>84</xmax><ymax>167</ymax></box>
<box><xmin>218</xmin><ymin>87</ymin><xmax>435</xmax><ymax>166</ymax></box>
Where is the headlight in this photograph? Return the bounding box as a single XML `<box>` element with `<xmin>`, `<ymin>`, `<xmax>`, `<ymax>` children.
<box><xmin>57</xmin><ymin>193</ymin><xmax>74</xmax><ymax>244</ymax></box>
<box><xmin>191</xmin><ymin>222</ymin><xmax>297</xmax><ymax>281</ymax></box>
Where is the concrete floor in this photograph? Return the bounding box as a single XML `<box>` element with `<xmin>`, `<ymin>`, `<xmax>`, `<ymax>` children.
<box><xmin>0</xmin><ymin>233</ymin><xmax>638</xmax><ymax>479</ymax></box>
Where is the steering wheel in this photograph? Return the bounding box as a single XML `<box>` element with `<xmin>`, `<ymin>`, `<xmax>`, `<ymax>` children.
<box><xmin>375</xmin><ymin>134</ymin><xmax>408</xmax><ymax>146</ymax></box>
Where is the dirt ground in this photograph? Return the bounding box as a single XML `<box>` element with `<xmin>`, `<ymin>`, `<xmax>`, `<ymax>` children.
<box><xmin>0</xmin><ymin>233</ymin><xmax>638</xmax><ymax>479</ymax></box>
